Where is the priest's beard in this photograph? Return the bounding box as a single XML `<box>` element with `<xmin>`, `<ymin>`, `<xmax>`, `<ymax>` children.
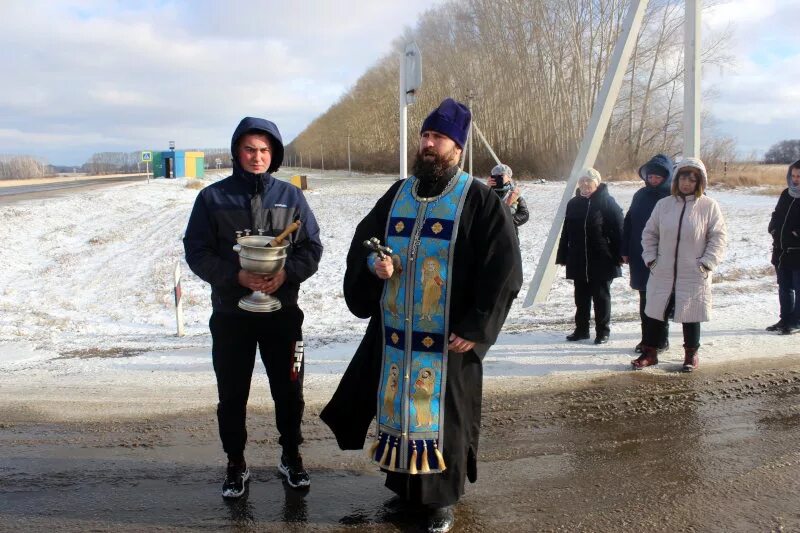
<box><xmin>412</xmin><ymin>146</ymin><xmax>459</xmax><ymax>195</ymax></box>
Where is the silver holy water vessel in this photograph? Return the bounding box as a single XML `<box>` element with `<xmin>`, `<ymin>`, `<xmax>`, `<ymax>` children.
<box><xmin>233</xmin><ymin>233</ymin><xmax>289</xmax><ymax>312</ymax></box>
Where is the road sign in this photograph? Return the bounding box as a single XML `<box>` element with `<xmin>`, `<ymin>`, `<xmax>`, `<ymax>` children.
<box><xmin>403</xmin><ymin>41</ymin><xmax>422</xmax><ymax>105</ymax></box>
<box><xmin>141</xmin><ymin>151</ymin><xmax>152</xmax><ymax>162</ymax></box>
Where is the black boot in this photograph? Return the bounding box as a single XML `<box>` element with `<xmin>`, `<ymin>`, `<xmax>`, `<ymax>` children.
<box><xmin>426</xmin><ymin>505</ymin><xmax>454</xmax><ymax>533</ymax></box>
<box><xmin>766</xmin><ymin>320</ymin><xmax>784</xmax><ymax>332</ymax></box>
<box><xmin>566</xmin><ymin>329</ymin><xmax>590</xmax><ymax>341</ymax></box>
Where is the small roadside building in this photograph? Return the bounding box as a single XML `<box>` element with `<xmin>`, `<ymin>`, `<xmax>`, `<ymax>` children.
<box><xmin>152</xmin><ymin>151</ymin><xmax>205</xmax><ymax>178</ymax></box>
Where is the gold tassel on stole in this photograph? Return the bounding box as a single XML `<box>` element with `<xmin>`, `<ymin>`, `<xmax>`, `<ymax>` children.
<box><xmin>368</xmin><ymin>437</ymin><xmax>380</xmax><ymax>460</ymax></box>
<box><xmin>387</xmin><ymin>440</ymin><xmax>398</xmax><ymax>471</ymax></box>
<box><xmin>433</xmin><ymin>440</ymin><xmax>447</xmax><ymax>471</ymax></box>
<box><xmin>378</xmin><ymin>436</ymin><xmax>391</xmax><ymax>466</ymax></box>
<box><xmin>409</xmin><ymin>441</ymin><xmax>418</xmax><ymax>475</ymax></box>
<box><xmin>420</xmin><ymin>440</ymin><xmax>431</xmax><ymax>473</ymax></box>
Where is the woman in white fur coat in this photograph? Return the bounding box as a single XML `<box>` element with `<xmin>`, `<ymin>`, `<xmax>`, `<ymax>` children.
<box><xmin>631</xmin><ymin>157</ymin><xmax>727</xmax><ymax>371</ymax></box>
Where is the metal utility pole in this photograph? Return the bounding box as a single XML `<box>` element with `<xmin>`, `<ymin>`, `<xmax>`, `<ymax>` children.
<box><xmin>523</xmin><ymin>0</ymin><xmax>650</xmax><ymax>307</ymax></box>
<box><xmin>399</xmin><ymin>42</ymin><xmax>422</xmax><ymax>180</ymax></box>
<box><xmin>684</xmin><ymin>0</ymin><xmax>701</xmax><ymax>158</ymax></box>
<box><xmin>320</xmin><ymin>144</ymin><xmax>324</xmax><ymax>172</ymax></box>
<box><xmin>347</xmin><ymin>134</ymin><xmax>352</xmax><ymax>176</ymax></box>
<box><xmin>466</xmin><ymin>89</ymin><xmax>474</xmax><ymax>177</ymax></box>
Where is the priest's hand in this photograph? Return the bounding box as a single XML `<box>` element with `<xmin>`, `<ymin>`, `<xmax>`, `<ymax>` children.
<box><xmin>262</xmin><ymin>269</ymin><xmax>287</xmax><ymax>294</ymax></box>
<box><xmin>375</xmin><ymin>255</ymin><xmax>394</xmax><ymax>280</ymax></box>
<box><xmin>448</xmin><ymin>333</ymin><xmax>475</xmax><ymax>353</ymax></box>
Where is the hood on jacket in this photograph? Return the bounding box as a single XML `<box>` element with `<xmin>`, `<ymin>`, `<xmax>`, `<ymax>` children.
<box><xmin>638</xmin><ymin>153</ymin><xmax>674</xmax><ymax>192</ymax></box>
<box><xmin>230</xmin><ymin>117</ymin><xmax>284</xmax><ymax>174</ymax></box>
<box><xmin>672</xmin><ymin>157</ymin><xmax>707</xmax><ymax>197</ymax></box>
<box><xmin>787</xmin><ymin>159</ymin><xmax>800</xmax><ymax>199</ymax></box>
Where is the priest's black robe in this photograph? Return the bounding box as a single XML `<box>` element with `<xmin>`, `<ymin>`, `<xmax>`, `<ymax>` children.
<box><xmin>320</xmin><ymin>176</ymin><xmax>523</xmax><ymax>507</ymax></box>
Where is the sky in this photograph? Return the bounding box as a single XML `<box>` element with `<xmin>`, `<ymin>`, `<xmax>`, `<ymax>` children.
<box><xmin>0</xmin><ymin>0</ymin><xmax>797</xmax><ymax>166</ymax></box>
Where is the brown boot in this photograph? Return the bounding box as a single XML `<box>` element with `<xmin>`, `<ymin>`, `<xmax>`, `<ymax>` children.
<box><xmin>631</xmin><ymin>346</ymin><xmax>658</xmax><ymax>369</ymax></box>
<box><xmin>682</xmin><ymin>346</ymin><xmax>698</xmax><ymax>372</ymax></box>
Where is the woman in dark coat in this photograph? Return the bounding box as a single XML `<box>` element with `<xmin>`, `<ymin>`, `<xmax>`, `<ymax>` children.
<box><xmin>767</xmin><ymin>159</ymin><xmax>800</xmax><ymax>335</ymax></box>
<box><xmin>556</xmin><ymin>168</ymin><xmax>623</xmax><ymax>344</ymax></box>
<box><xmin>622</xmin><ymin>154</ymin><xmax>674</xmax><ymax>353</ymax></box>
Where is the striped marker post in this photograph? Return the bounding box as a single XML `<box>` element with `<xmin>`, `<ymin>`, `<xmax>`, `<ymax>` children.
<box><xmin>174</xmin><ymin>262</ymin><xmax>185</xmax><ymax>337</ymax></box>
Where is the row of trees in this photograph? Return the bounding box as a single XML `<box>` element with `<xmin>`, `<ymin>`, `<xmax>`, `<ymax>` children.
<box><xmin>0</xmin><ymin>156</ymin><xmax>49</xmax><ymax>180</ymax></box>
<box><xmin>288</xmin><ymin>0</ymin><xmax>736</xmax><ymax>178</ymax></box>
<box><xmin>764</xmin><ymin>140</ymin><xmax>800</xmax><ymax>165</ymax></box>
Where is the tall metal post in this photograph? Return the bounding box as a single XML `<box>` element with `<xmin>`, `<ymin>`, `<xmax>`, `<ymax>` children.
<box><xmin>684</xmin><ymin>0</ymin><xmax>701</xmax><ymax>158</ymax></box>
<box><xmin>467</xmin><ymin>90</ymin><xmax>474</xmax><ymax>176</ymax></box>
<box><xmin>399</xmin><ymin>52</ymin><xmax>408</xmax><ymax>180</ymax></box>
<box><xmin>523</xmin><ymin>0</ymin><xmax>650</xmax><ymax>307</ymax></box>
<box><xmin>320</xmin><ymin>144</ymin><xmax>324</xmax><ymax>172</ymax></box>
<box><xmin>399</xmin><ymin>42</ymin><xmax>422</xmax><ymax>180</ymax></box>
<box><xmin>347</xmin><ymin>134</ymin><xmax>352</xmax><ymax>176</ymax></box>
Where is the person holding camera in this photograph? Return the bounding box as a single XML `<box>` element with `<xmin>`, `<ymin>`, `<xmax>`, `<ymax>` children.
<box><xmin>487</xmin><ymin>163</ymin><xmax>528</xmax><ymax>234</ymax></box>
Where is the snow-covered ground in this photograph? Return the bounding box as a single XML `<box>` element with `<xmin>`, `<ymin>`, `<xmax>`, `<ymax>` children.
<box><xmin>0</xmin><ymin>171</ymin><xmax>797</xmax><ymax>418</ymax></box>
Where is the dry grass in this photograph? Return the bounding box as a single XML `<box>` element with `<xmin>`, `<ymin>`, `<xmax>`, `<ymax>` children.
<box><xmin>709</xmin><ymin>163</ymin><xmax>786</xmax><ymax>192</ymax></box>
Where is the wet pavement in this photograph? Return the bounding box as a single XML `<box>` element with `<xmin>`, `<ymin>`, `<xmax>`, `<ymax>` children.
<box><xmin>2</xmin><ymin>356</ymin><xmax>800</xmax><ymax>532</ymax></box>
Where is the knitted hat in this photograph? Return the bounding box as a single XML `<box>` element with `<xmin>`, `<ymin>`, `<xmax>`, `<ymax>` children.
<box><xmin>420</xmin><ymin>98</ymin><xmax>471</xmax><ymax>148</ymax></box>
<box><xmin>580</xmin><ymin>168</ymin><xmax>602</xmax><ymax>183</ymax></box>
<box><xmin>645</xmin><ymin>163</ymin><xmax>670</xmax><ymax>179</ymax></box>
<box><xmin>491</xmin><ymin>163</ymin><xmax>513</xmax><ymax>178</ymax></box>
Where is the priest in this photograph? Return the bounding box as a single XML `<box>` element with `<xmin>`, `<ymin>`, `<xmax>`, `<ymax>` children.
<box><xmin>321</xmin><ymin>98</ymin><xmax>523</xmax><ymax>533</ymax></box>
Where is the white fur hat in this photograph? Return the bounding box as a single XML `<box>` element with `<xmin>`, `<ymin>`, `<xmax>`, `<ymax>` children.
<box><xmin>580</xmin><ymin>167</ymin><xmax>602</xmax><ymax>183</ymax></box>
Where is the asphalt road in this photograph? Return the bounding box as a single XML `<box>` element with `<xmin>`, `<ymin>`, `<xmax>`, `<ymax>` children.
<box><xmin>0</xmin><ymin>175</ymin><xmax>151</xmax><ymax>203</ymax></box>
<box><xmin>2</xmin><ymin>356</ymin><xmax>799</xmax><ymax>532</ymax></box>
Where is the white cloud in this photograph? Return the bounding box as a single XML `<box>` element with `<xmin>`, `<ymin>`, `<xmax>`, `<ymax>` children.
<box><xmin>0</xmin><ymin>0</ymin><xmax>444</xmax><ymax>164</ymax></box>
<box><xmin>703</xmin><ymin>0</ymin><xmax>800</xmax><ymax>156</ymax></box>
<box><xmin>1</xmin><ymin>0</ymin><xmax>797</xmax><ymax>163</ymax></box>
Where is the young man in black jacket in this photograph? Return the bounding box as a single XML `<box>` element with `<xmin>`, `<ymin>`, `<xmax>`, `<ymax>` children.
<box><xmin>184</xmin><ymin>117</ymin><xmax>323</xmax><ymax>497</ymax></box>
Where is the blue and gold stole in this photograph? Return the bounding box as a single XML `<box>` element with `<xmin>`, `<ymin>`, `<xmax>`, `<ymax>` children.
<box><xmin>369</xmin><ymin>171</ymin><xmax>472</xmax><ymax>475</ymax></box>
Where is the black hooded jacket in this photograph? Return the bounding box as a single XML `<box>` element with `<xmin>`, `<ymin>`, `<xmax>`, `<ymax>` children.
<box><xmin>768</xmin><ymin>159</ymin><xmax>800</xmax><ymax>269</ymax></box>
<box><xmin>556</xmin><ymin>183</ymin><xmax>623</xmax><ymax>282</ymax></box>
<box><xmin>183</xmin><ymin>117</ymin><xmax>323</xmax><ymax>312</ymax></box>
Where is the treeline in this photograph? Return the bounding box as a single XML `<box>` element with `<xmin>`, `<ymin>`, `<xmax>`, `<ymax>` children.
<box><xmin>764</xmin><ymin>140</ymin><xmax>800</xmax><ymax>165</ymax></box>
<box><xmin>0</xmin><ymin>155</ymin><xmax>50</xmax><ymax>180</ymax></box>
<box><xmin>288</xmin><ymin>0</ymin><xmax>736</xmax><ymax>179</ymax></box>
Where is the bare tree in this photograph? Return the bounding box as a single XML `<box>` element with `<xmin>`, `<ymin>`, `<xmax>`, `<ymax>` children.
<box><xmin>289</xmin><ymin>0</ymin><xmax>734</xmax><ymax>178</ymax></box>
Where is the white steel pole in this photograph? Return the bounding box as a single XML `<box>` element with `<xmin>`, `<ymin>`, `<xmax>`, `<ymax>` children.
<box><xmin>684</xmin><ymin>0</ymin><xmax>701</xmax><ymax>158</ymax></box>
<box><xmin>399</xmin><ymin>52</ymin><xmax>408</xmax><ymax>181</ymax></box>
<box><xmin>523</xmin><ymin>0</ymin><xmax>650</xmax><ymax>307</ymax></box>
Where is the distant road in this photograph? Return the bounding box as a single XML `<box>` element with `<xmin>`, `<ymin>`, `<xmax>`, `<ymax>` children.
<box><xmin>0</xmin><ymin>174</ymin><xmax>151</xmax><ymax>202</ymax></box>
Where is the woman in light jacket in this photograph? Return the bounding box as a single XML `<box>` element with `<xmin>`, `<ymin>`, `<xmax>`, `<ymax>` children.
<box><xmin>632</xmin><ymin>157</ymin><xmax>727</xmax><ymax>371</ymax></box>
